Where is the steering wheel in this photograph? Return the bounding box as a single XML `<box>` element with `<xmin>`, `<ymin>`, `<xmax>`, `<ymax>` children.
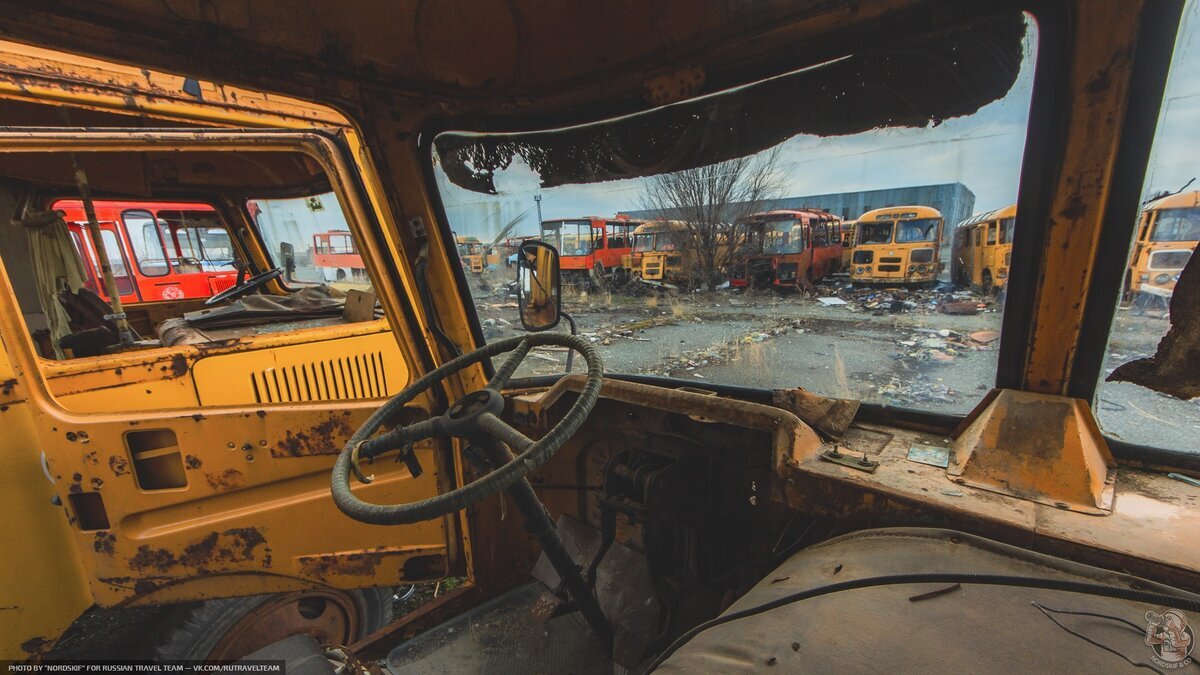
<box><xmin>331</xmin><ymin>332</ymin><xmax>603</xmax><ymax>525</ymax></box>
<box><xmin>205</xmin><ymin>267</ymin><xmax>283</xmax><ymax>305</ymax></box>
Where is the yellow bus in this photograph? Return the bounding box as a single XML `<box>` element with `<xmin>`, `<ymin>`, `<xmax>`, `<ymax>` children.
<box><xmin>1127</xmin><ymin>190</ymin><xmax>1198</xmax><ymax>300</ymax></box>
<box><xmin>632</xmin><ymin>220</ymin><xmax>692</xmax><ymax>285</ymax></box>
<box><xmin>850</xmin><ymin>206</ymin><xmax>943</xmax><ymax>285</ymax></box>
<box><xmin>951</xmin><ymin>203</ymin><xmax>1016</xmax><ymax>293</ymax></box>
<box><xmin>840</xmin><ymin>219</ymin><xmax>857</xmax><ymax>269</ymax></box>
<box><xmin>456</xmin><ymin>235</ymin><xmax>485</xmax><ymax>273</ymax></box>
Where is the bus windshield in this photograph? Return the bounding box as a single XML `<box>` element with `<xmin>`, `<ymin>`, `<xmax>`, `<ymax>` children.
<box><xmin>895</xmin><ymin>218</ymin><xmax>940</xmax><ymax>243</ymax></box>
<box><xmin>1151</xmin><ymin>207</ymin><xmax>1200</xmax><ymax>241</ymax></box>
<box><xmin>763</xmin><ymin>220</ymin><xmax>804</xmax><ymax>254</ymax></box>
<box><xmin>545</xmin><ymin>220</ymin><xmax>595</xmax><ymax>254</ymax></box>
<box><xmin>634</xmin><ymin>234</ymin><xmax>656</xmax><ymax>252</ymax></box>
<box><xmin>858</xmin><ymin>222</ymin><xmax>893</xmax><ymax>245</ymax></box>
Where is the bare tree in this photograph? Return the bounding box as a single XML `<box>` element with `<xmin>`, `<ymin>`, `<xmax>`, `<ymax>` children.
<box><xmin>639</xmin><ymin>148</ymin><xmax>784</xmax><ymax>290</ymax></box>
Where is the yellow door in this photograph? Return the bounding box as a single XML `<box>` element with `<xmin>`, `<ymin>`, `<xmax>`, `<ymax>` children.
<box><xmin>0</xmin><ymin>130</ymin><xmax>455</xmax><ymax>627</ymax></box>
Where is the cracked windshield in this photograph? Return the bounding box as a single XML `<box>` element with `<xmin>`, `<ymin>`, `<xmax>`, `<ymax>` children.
<box><xmin>435</xmin><ymin>17</ymin><xmax>1040</xmax><ymax>416</ymax></box>
<box><xmin>1094</xmin><ymin>0</ymin><xmax>1200</xmax><ymax>454</ymax></box>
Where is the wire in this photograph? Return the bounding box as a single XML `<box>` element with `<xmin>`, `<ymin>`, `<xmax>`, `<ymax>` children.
<box><xmin>1032</xmin><ymin>602</ymin><xmax>1163</xmax><ymax>674</ymax></box>
<box><xmin>644</xmin><ymin>573</ymin><xmax>1200</xmax><ymax>671</ymax></box>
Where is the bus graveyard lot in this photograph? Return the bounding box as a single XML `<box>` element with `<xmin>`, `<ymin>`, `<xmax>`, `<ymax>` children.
<box><xmin>468</xmin><ymin>272</ymin><xmax>1199</xmax><ymax>453</ymax></box>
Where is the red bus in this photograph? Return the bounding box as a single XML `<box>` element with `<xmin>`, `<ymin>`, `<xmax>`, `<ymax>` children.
<box><xmin>729</xmin><ymin>209</ymin><xmax>843</xmax><ymax>291</ymax></box>
<box><xmin>313</xmin><ymin>230</ymin><xmax>368</xmax><ymax>282</ymax></box>
<box><xmin>56</xmin><ymin>200</ymin><xmax>240</xmax><ymax>305</ymax></box>
<box><xmin>539</xmin><ymin>215</ymin><xmax>642</xmax><ymax>286</ymax></box>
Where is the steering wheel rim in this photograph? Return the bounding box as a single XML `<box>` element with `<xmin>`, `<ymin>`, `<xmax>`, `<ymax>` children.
<box><xmin>205</xmin><ymin>267</ymin><xmax>283</xmax><ymax>305</ymax></box>
<box><xmin>330</xmin><ymin>332</ymin><xmax>603</xmax><ymax>526</ymax></box>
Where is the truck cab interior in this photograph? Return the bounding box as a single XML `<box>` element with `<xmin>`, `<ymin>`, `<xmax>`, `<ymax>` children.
<box><xmin>1</xmin><ymin>0</ymin><xmax>1199</xmax><ymax>671</ymax></box>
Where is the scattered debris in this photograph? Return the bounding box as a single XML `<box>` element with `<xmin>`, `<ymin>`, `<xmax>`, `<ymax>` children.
<box><xmin>907</xmin><ymin>443</ymin><xmax>951</xmax><ymax>468</ymax></box>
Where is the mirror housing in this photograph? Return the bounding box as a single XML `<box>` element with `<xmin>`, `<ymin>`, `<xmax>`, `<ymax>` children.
<box><xmin>516</xmin><ymin>241</ymin><xmax>562</xmax><ymax>331</ymax></box>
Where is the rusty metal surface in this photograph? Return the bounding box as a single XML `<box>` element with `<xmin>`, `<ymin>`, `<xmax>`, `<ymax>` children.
<box><xmin>782</xmin><ymin>423</ymin><xmax>1200</xmax><ymax>591</ymax></box>
<box><xmin>1109</xmin><ymin>248</ymin><xmax>1200</xmax><ymax>398</ymax></box>
<box><xmin>771</xmin><ymin>387</ymin><xmax>860</xmax><ymax>439</ymax></box>
<box><xmin>949</xmin><ymin>388</ymin><xmax>1116</xmax><ymax>514</ymax></box>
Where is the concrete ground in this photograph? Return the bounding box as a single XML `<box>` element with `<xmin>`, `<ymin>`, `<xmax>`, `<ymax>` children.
<box><xmin>469</xmin><ymin>270</ymin><xmax>1199</xmax><ymax>455</ymax></box>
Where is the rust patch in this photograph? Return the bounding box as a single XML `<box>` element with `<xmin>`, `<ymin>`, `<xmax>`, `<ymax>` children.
<box><xmin>1</xmin><ymin>378</ymin><xmax>16</xmax><ymax>396</ymax></box>
<box><xmin>185</xmin><ymin>454</ymin><xmax>202</xmax><ymax>470</ymax></box>
<box><xmin>129</xmin><ymin>545</ymin><xmax>176</xmax><ymax>572</ymax></box>
<box><xmin>109</xmin><ymin>455</ymin><xmax>130</xmax><ymax>476</ymax></box>
<box><xmin>129</xmin><ymin>527</ymin><xmax>267</xmax><ymax>573</ymax></box>
<box><xmin>168</xmin><ymin>354</ymin><xmax>189</xmax><ymax>378</ymax></box>
<box><xmin>1059</xmin><ymin>197</ymin><xmax>1087</xmax><ymax>221</ymax></box>
<box><xmin>204</xmin><ymin>468</ymin><xmax>245</xmax><ymax>491</ymax></box>
<box><xmin>93</xmin><ymin>531</ymin><xmax>116</xmax><ymax>555</ymax></box>
<box><xmin>273</xmin><ymin>410</ymin><xmax>353</xmax><ymax>457</ymax></box>
<box><xmin>298</xmin><ymin>546</ymin><xmax>388</xmax><ymax>580</ymax></box>
<box><xmin>21</xmin><ymin>636</ymin><xmax>53</xmax><ymax>656</ymax></box>
<box><xmin>90</xmin><ymin>477</ymin><xmax>104</xmax><ymax>490</ymax></box>
<box><xmin>83</xmin><ymin>450</ymin><xmax>99</xmax><ymax>466</ymax></box>
<box><xmin>69</xmin><ymin>472</ymin><xmax>83</xmax><ymax>494</ymax></box>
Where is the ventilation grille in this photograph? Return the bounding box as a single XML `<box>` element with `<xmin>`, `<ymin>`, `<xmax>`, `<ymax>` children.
<box><xmin>210</xmin><ymin>276</ymin><xmax>238</xmax><ymax>293</ymax></box>
<box><xmin>251</xmin><ymin>351</ymin><xmax>390</xmax><ymax>403</ymax></box>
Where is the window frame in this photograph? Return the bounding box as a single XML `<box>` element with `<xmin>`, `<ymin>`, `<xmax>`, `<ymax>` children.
<box><xmin>419</xmin><ymin>0</ymin><xmax>1199</xmax><ymax>470</ymax></box>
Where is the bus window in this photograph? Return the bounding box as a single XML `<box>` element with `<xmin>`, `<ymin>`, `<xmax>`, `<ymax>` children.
<box><xmin>974</xmin><ymin>227</ymin><xmax>982</xmax><ymax>247</ymax></box>
<box><xmin>99</xmin><ymin>229</ymin><xmax>136</xmax><ymax>297</ymax></box>
<box><xmin>159</xmin><ymin>210</ymin><xmax>237</xmax><ymax>271</ymax></box>
<box><xmin>895</xmin><ymin>218</ymin><xmax>939</xmax><ymax>243</ymax></box>
<box><xmin>858</xmin><ymin>222</ymin><xmax>892</xmax><ymax>245</ymax></box>
<box><xmin>986</xmin><ymin>223</ymin><xmax>997</xmax><ymax>245</ymax></box>
<box><xmin>1151</xmin><ymin>207</ymin><xmax>1200</xmax><ymax>241</ymax></box>
<box><xmin>122</xmin><ymin>210</ymin><xmax>171</xmax><ymax>277</ymax></box>
<box><xmin>999</xmin><ymin>217</ymin><xmax>1015</xmax><ymax>244</ymax></box>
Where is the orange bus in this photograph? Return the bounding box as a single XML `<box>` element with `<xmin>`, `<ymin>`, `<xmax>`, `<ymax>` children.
<box><xmin>1126</xmin><ymin>190</ymin><xmax>1198</xmax><ymax>301</ymax></box>
<box><xmin>850</xmin><ymin>205</ymin><xmax>943</xmax><ymax>286</ymax></box>
<box><xmin>950</xmin><ymin>203</ymin><xmax>1016</xmax><ymax>293</ymax></box>
<box><xmin>58</xmin><ymin>199</ymin><xmax>240</xmax><ymax>305</ymax></box>
<box><xmin>729</xmin><ymin>210</ymin><xmax>843</xmax><ymax>290</ymax></box>
<box><xmin>540</xmin><ymin>215</ymin><xmax>641</xmax><ymax>286</ymax></box>
<box><xmin>312</xmin><ymin>230</ymin><xmax>367</xmax><ymax>282</ymax></box>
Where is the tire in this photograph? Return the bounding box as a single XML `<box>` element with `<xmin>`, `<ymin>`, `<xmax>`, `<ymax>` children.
<box><xmin>154</xmin><ymin>587</ymin><xmax>394</xmax><ymax>661</ymax></box>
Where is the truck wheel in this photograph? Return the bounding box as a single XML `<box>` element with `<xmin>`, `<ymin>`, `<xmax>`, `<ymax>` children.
<box><xmin>154</xmin><ymin>587</ymin><xmax>393</xmax><ymax>661</ymax></box>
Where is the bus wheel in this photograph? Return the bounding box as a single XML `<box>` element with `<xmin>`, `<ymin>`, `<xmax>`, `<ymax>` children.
<box><xmin>154</xmin><ymin>587</ymin><xmax>393</xmax><ymax>660</ymax></box>
<box><xmin>981</xmin><ymin>270</ymin><xmax>994</xmax><ymax>295</ymax></box>
<box><xmin>613</xmin><ymin>266</ymin><xmax>628</xmax><ymax>286</ymax></box>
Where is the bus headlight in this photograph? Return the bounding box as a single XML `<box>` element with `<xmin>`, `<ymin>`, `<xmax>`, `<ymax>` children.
<box><xmin>1154</xmin><ymin>273</ymin><xmax>1171</xmax><ymax>285</ymax></box>
<box><xmin>856</xmin><ymin>266</ymin><xmax>865</xmax><ymax>274</ymax></box>
<box><xmin>907</xmin><ymin>265</ymin><xmax>916</xmax><ymax>273</ymax></box>
<box><xmin>997</xmin><ymin>268</ymin><xmax>1008</xmax><ymax>278</ymax></box>
<box><xmin>917</xmin><ymin>264</ymin><xmax>928</xmax><ymax>273</ymax></box>
<box><xmin>910</xmin><ymin>248</ymin><xmax>934</xmax><ymax>263</ymax></box>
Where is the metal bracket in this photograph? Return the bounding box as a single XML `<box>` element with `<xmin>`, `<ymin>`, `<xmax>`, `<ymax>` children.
<box><xmin>819</xmin><ymin>447</ymin><xmax>878</xmax><ymax>473</ymax></box>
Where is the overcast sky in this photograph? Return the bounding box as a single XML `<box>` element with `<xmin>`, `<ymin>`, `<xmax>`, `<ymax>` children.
<box><xmin>437</xmin><ymin>3</ymin><xmax>1199</xmax><ymax>240</ymax></box>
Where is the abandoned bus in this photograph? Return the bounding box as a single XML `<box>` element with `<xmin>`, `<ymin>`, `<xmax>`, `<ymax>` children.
<box><xmin>840</xmin><ymin>219</ymin><xmax>857</xmax><ymax>269</ymax></box>
<box><xmin>57</xmin><ymin>200</ymin><xmax>240</xmax><ymax>306</ymax></box>
<box><xmin>730</xmin><ymin>210</ymin><xmax>843</xmax><ymax>290</ymax></box>
<box><xmin>539</xmin><ymin>216</ymin><xmax>640</xmax><ymax>286</ymax></box>
<box><xmin>633</xmin><ymin>220</ymin><xmax>692</xmax><ymax>285</ymax></box>
<box><xmin>312</xmin><ymin>230</ymin><xmax>367</xmax><ymax>282</ymax></box>
<box><xmin>455</xmin><ymin>235</ymin><xmax>486</xmax><ymax>273</ymax></box>
<box><xmin>850</xmin><ymin>206</ymin><xmax>943</xmax><ymax>285</ymax></box>
<box><xmin>950</xmin><ymin>203</ymin><xmax>1016</xmax><ymax>293</ymax></box>
<box><xmin>3</xmin><ymin>1</ymin><xmax>1200</xmax><ymax>672</ymax></box>
<box><xmin>1127</xmin><ymin>190</ymin><xmax>1199</xmax><ymax>300</ymax></box>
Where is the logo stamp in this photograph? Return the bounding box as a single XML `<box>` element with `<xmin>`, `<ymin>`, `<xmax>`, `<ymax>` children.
<box><xmin>1145</xmin><ymin>609</ymin><xmax>1194</xmax><ymax>669</ymax></box>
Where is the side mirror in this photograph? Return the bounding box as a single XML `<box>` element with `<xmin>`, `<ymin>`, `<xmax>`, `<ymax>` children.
<box><xmin>516</xmin><ymin>241</ymin><xmax>562</xmax><ymax>331</ymax></box>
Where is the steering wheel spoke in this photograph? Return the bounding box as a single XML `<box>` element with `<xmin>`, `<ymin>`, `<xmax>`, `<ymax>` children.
<box><xmin>486</xmin><ymin>338</ymin><xmax>533</xmax><ymax>391</ymax></box>
<box><xmin>476</xmin><ymin>412</ymin><xmax>536</xmax><ymax>452</ymax></box>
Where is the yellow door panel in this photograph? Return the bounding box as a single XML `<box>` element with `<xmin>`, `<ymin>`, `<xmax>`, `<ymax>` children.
<box><xmin>0</xmin><ymin>353</ymin><xmax>93</xmax><ymax>659</ymax></box>
<box><xmin>193</xmin><ymin>327</ymin><xmax>406</xmax><ymax>405</ymax></box>
<box><xmin>38</xmin><ymin>402</ymin><xmax>446</xmax><ymax>607</ymax></box>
